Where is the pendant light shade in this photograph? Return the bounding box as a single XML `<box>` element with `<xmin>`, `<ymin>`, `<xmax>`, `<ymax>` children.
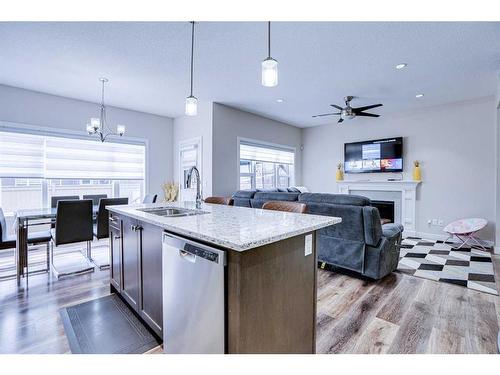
<box><xmin>185</xmin><ymin>21</ymin><xmax>198</xmax><ymax>116</ymax></box>
<box><xmin>262</xmin><ymin>58</ymin><xmax>278</xmax><ymax>87</ymax></box>
<box><xmin>262</xmin><ymin>21</ymin><xmax>278</xmax><ymax>87</ymax></box>
<box><xmin>185</xmin><ymin>95</ymin><xmax>198</xmax><ymax>116</ymax></box>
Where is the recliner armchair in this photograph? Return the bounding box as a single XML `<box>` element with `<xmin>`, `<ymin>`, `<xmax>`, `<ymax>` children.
<box><xmin>298</xmin><ymin>193</ymin><xmax>403</xmax><ymax>279</ymax></box>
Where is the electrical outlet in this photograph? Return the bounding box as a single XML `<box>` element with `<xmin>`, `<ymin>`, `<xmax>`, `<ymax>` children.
<box><xmin>432</xmin><ymin>219</ymin><xmax>438</xmax><ymax>226</ymax></box>
<box><xmin>438</xmin><ymin>219</ymin><xmax>444</xmax><ymax>226</ymax></box>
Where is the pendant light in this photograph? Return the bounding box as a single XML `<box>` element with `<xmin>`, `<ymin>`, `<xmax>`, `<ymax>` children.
<box><xmin>185</xmin><ymin>21</ymin><xmax>198</xmax><ymax>116</ymax></box>
<box><xmin>261</xmin><ymin>21</ymin><xmax>278</xmax><ymax>87</ymax></box>
<box><xmin>86</xmin><ymin>78</ymin><xmax>125</xmax><ymax>142</ymax></box>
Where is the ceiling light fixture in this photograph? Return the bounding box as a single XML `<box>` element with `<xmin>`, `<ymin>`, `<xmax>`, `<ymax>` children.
<box><xmin>276</xmin><ymin>98</ymin><xmax>284</xmax><ymax>103</ymax></box>
<box><xmin>86</xmin><ymin>78</ymin><xmax>125</xmax><ymax>142</ymax></box>
<box><xmin>185</xmin><ymin>21</ymin><xmax>198</xmax><ymax>116</ymax></box>
<box><xmin>415</xmin><ymin>93</ymin><xmax>424</xmax><ymax>98</ymax></box>
<box><xmin>262</xmin><ymin>21</ymin><xmax>278</xmax><ymax>87</ymax></box>
<box><xmin>395</xmin><ymin>63</ymin><xmax>408</xmax><ymax>70</ymax></box>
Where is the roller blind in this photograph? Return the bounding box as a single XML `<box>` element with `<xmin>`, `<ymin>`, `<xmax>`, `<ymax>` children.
<box><xmin>0</xmin><ymin>131</ymin><xmax>45</xmax><ymax>177</ymax></box>
<box><xmin>0</xmin><ymin>130</ymin><xmax>145</xmax><ymax>180</ymax></box>
<box><xmin>240</xmin><ymin>141</ymin><xmax>294</xmax><ymax>164</ymax></box>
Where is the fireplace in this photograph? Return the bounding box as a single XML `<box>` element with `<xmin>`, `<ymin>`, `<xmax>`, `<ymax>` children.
<box><xmin>371</xmin><ymin>200</ymin><xmax>395</xmax><ymax>224</ymax></box>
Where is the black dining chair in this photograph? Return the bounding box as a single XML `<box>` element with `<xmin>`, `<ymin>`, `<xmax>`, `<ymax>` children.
<box><xmin>91</xmin><ymin>198</ymin><xmax>128</xmax><ymax>270</ymax></box>
<box><xmin>50</xmin><ymin>195</ymin><xmax>79</xmax><ymax>229</ymax></box>
<box><xmin>82</xmin><ymin>194</ymin><xmax>108</xmax><ymax>206</ymax></box>
<box><xmin>93</xmin><ymin>198</ymin><xmax>129</xmax><ymax>240</ymax></box>
<box><xmin>143</xmin><ymin>194</ymin><xmax>158</xmax><ymax>204</ymax></box>
<box><xmin>50</xmin><ymin>199</ymin><xmax>94</xmax><ymax>279</ymax></box>
<box><xmin>0</xmin><ymin>207</ymin><xmax>52</xmax><ymax>280</ymax></box>
<box><xmin>51</xmin><ymin>195</ymin><xmax>79</xmax><ymax>208</ymax></box>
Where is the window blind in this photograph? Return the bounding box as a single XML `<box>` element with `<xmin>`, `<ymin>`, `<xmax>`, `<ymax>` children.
<box><xmin>240</xmin><ymin>141</ymin><xmax>294</xmax><ymax>164</ymax></box>
<box><xmin>0</xmin><ymin>131</ymin><xmax>45</xmax><ymax>177</ymax></box>
<box><xmin>0</xmin><ymin>130</ymin><xmax>145</xmax><ymax>180</ymax></box>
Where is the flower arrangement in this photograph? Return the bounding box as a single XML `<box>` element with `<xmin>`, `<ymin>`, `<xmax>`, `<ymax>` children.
<box><xmin>162</xmin><ymin>182</ymin><xmax>179</xmax><ymax>202</ymax></box>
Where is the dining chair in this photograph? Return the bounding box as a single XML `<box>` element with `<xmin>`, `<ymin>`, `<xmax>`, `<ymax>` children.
<box><xmin>91</xmin><ymin>198</ymin><xmax>128</xmax><ymax>270</ymax></box>
<box><xmin>50</xmin><ymin>199</ymin><xmax>94</xmax><ymax>279</ymax></box>
<box><xmin>50</xmin><ymin>195</ymin><xmax>79</xmax><ymax>229</ymax></box>
<box><xmin>51</xmin><ymin>195</ymin><xmax>80</xmax><ymax>208</ymax></box>
<box><xmin>143</xmin><ymin>194</ymin><xmax>158</xmax><ymax>204</ymax></box>
<box><xmin>262</xmin><ymin>201</ymin><xmax>308</xmax><ymax>214</ymax></box>
<box><xmin>0</xmin><ymin>207</ymin><xmax>52</xmax><ymax>280</ymax></box>
<box><xmin>82</xmin><ymin>194</ymin><xmax>108</xmax><ymax>206</ymax></box>
<box><xmin>204</xmin><ymin>196</ymin><xmax>234</xmax><ymax>205</ymax></box>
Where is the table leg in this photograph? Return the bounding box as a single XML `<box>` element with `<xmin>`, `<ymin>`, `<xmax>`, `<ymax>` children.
<box><xmin>16</xmin><ymin>218</ymin><xmax>28</xmax><ymax>287</ymax></box>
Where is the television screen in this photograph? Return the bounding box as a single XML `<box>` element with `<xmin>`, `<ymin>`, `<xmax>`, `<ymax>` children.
<box><xmin>344</xmin><ymin>137</ymin><xmax>403</xmax><ymax>173</ymax></box>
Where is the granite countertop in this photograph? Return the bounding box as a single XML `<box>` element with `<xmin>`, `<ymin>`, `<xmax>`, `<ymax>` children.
<box><xmin>107</xmin><ymin>201</ymin><xmax>341</xmax><ymax>252</ymax></box>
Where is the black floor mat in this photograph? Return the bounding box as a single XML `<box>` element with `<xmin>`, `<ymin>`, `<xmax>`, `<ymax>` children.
<box><xmin>60</xmin><ymin>294</ymin><xmax>160</xmax><ymax>354</ymax></box>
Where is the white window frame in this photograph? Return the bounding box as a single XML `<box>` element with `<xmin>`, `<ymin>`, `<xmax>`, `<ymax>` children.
<box><xmin>237</xmin><ymin>137</ymin><xmax>296</xmax><ymax>190</ymax></box>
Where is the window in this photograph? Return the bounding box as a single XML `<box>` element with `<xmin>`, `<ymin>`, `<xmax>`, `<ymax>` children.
<box><xmin>239</xmin><ymin>140</ymin><xmax>295</xmax><ymax>190</ymax></box>
<box><xmin>0</xmin><ymin>129</ymin><xmax>146</xmax><ymax>216</ymax></box>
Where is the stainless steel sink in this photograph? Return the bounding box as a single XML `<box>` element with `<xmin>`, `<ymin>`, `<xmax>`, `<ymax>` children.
<box><xmin>138</xmin><ymin>207</ymin><xmax>208</xmax><ymax>217</ymax></box>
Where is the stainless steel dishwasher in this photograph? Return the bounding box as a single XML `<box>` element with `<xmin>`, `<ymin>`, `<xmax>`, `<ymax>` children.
<box><xmin>162</xmin><ymin>232</ymin><xmax>226</xmax><ymax>354</ymax></box>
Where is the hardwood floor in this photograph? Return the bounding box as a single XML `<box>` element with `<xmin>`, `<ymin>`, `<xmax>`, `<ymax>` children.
<box><xmin>1</xmin><ymin>244</ymin><xmax>499</xmax><ymax>354</ymax></box>
<box><xmin>316</xmin><ymin>255</ymin><xmax>500</xmax><ymax>354</ymax></box>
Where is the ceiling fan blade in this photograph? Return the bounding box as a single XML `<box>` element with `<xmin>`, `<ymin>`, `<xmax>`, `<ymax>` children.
<box><xmin>355</xmin><ymin>112</ymin><xmax>380</xmax><ymax>117</ymax></box>
<box><xmin>352</xmin><ymin>104</ymin><xmax>383</xmax><ymax>113</ymax></box>
<box><xmin>330</xmin><ymin>104</ymin><xmax>343</xmax><ymax>111</ymax></box>
<box><xmin>338</xmin><ymin>117</ymin><xmax>344</xmax><ymax>123</ymax></box>
<box><xmin>312</xmin><ymin>112</ymin><xmax>341</xmax><ymax>118</ymax></box>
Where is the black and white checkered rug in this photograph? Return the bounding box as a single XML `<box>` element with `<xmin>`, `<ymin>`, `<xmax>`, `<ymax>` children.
<box><xmin>397</xmin><ymin>237</ymin><xmax>498</xmax><ymax>295</ymax></box>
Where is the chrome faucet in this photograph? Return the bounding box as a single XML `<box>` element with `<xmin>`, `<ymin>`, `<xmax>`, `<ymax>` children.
<box><xmin>186</xmin><ymin>166</ymin><xmax>203</xmax><ymax>209</ymax></box>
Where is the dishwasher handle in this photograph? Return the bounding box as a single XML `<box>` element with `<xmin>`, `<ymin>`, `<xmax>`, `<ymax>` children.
<box><xmin>179</xmin><ymin>249</ymin><xmax>196</xmax><ymax>263</ymax></box>
<box><xmin>163</xmin><ymin>232</ymin><xmax>225</xmax><ymax>265</ymax></box>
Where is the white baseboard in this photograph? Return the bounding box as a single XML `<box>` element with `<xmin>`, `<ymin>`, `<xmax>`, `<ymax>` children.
<box><xmin>494</xmin><ymin>246</ymin><xmax>500</xmax><ymax>255</ymax></box>
<box><xmin>411</xmin><ymin>230</ymin><xmax>495</xmax><ymax>249</ymax></box>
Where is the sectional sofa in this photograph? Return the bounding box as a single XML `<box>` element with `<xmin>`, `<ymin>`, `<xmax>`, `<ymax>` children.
<box><xmin>232</xmin><ymin>189</ymin><xmax>403</xmax><ymax>280</ymax></box>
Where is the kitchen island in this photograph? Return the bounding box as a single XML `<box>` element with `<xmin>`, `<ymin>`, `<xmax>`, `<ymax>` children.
<box><xmin>106</xmin><ymin>201</ymin><xmax>340</xmax><ymax>354</ymax></box>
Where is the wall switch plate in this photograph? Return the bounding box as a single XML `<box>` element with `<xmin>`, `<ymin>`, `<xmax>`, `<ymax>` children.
<box><xmin>305</xmin><ymin>234</ymin><xmax>312</xmax><ymax>256</ymax></box>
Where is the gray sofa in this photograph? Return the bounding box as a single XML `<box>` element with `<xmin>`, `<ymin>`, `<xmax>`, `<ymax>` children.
<box><xmin>232</xmin><ymin>189</ymin><xmax>403</xmax><ymax>280</ymax></box>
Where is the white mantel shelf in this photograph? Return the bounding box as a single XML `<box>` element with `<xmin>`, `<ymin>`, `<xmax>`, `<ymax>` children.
<box><xmin>337</xmin><ymin>179</ymin><xmax>422</xmax><ymax>236</ymax></box>
<box><xmin>337</xmin><ymin>180</ymin><xmax>421</xmax><ymax>187</ymax></box>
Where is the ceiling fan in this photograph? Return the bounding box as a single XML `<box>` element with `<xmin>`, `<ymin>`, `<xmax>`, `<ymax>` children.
<box><xmin>312</xmin><ymin>96</ymin><xmax>383</xmax><ymax>123</ymax></box>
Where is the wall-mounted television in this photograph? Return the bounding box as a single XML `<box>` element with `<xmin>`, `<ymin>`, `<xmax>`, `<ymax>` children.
<box><xmin>344</xmin><ymin>137</ymin><xmax>403</xmax><ymax>173</ymax></box>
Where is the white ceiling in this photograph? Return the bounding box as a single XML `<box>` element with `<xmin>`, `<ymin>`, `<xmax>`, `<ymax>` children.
<box><xmin>0</xmin><ymin>22</ymin><xmax>499</xmax><ymax>127</ymax></box>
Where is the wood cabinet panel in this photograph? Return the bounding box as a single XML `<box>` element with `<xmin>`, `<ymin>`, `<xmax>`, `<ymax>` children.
<box><xmin>121</xmin><ymin>215</ymin><xmax>140</xmax><ymax>310</ymax></box>
<box><xmin>139</xmin><ymin>222</ymin><xmax>163</xmax><ymax>336</ymax></box>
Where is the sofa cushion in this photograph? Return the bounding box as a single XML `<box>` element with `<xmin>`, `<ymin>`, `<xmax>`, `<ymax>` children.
<box><xmin>232</xmin><ymin>190</ymin><xmax>257</xmax><ymax>199</ymax></box>
<box><xmin>363</xmin><ymin>206</ymin><xmax>383</xmax><ymax>246</ymax></box>
<box><xmin>299</xmin><ymin>193</ymin><xmax>371</xmax><ymax>206</ymax></box>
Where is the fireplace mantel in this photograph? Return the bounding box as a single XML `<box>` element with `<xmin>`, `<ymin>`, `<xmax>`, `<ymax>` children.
<box><xmin>337</xmin><ymin>180</ymin><xmax>421</xmax><ymax>236</ymax></box>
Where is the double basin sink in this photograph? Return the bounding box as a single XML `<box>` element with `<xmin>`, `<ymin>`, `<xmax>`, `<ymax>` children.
<box><xmin>138</xmin><ymin>206</ymin><xmax>208</xmax><ymax>218</ymax></box>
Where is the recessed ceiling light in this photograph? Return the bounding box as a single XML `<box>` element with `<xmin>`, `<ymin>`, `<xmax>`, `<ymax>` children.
<box><xmin>415</xmin><ymin>93</ymin><xmax>424</xmax><ymax>98</ymax></box>
<box><xmin>276</xmin><ymin>98</ymin><xmax>284</xmax><ymax>103</ymax></box>
<box><xmin>395</xmin><ymin>63</ymin><xmax>408</xmax><ymax>70</ymax></box>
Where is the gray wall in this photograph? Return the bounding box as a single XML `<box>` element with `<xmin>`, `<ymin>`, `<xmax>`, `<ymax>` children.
<box><xmin>0</xmin><ymin>84</ymin><xmax>174</xmax><ymax>197</ymax></box>
<box><xmin>212</xmin><ymin>103</ymin><xmax>303</xmax><ymax>197</ymax></box>
<box><xmin>302</xmin><ymin>96</ymin><xmax>496</xmax><ymax>241</ymax></box>
<box><xmin>172</xmin><ymin>101</ymin><xmax>213</xmax><ymax>197</ymax></box>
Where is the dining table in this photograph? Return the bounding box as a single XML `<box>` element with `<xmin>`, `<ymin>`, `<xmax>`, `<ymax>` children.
<box><xmin>15</xmin><ymin>205</ymin><xmax>99</xmax><ymax>288</ymax></box>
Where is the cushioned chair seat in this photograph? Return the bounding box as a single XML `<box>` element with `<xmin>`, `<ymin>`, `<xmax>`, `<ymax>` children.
<box><xmin>2</xmin><ymin>230</ymin><xmax>52</xmax><ymax>247</ymax></box>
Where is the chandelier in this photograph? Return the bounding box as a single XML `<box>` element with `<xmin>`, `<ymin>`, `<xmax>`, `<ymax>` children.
<box><xmin>86</xmin><ymin>78</ymin><xmax>125</xmax><ymax>142</ymax></box>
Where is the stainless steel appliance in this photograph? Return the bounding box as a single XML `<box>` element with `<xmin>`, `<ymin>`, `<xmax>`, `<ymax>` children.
<box><xmin>162</xmin><ymin>232</ymin><xmax>225</xmax><ymax>354</ymax></box>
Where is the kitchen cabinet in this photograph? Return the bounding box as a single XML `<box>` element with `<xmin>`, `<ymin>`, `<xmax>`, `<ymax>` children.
<box><xmin>109</xmin><ymin>213</ymin><xmax>163</xmax><ymax>337</ymax></box>
<box><xmin>138</xmin><ymin>222</ymin><xmax>163</xmax><ymax>335</ymax></box>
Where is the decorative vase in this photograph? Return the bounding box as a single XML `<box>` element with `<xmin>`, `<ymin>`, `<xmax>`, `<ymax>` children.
<box><xmin>336</xmin><ymin>163</ymin><xmax>344</xmax><ymax>181</ymax></box>
<box><xmin>413</xmin><ymin>165</ymin><xmax>421</xmax><ymax>181</ymax></box>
